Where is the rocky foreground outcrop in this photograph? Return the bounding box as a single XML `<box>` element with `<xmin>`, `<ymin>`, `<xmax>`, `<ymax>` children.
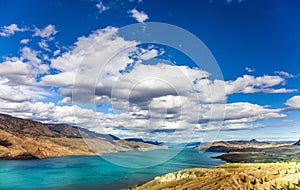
<box><xmin>0</xmin><ymin>113</ymin><xmax>167</xmax><ymax>159</ymax></box>
<box><xmin>125</xmin><ymin>163</ymin><xmax>300</xmax><ymax>190</ymax></box>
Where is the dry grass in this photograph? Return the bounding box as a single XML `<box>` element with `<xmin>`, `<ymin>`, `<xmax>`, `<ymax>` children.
<box><xmin>125</xmin><ymin>163</ymin><xmax>300</xmax><ymax>190</ymax></box>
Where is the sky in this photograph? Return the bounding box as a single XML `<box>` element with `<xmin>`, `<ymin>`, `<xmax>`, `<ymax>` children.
<box><xmin>0</xmin><ymin>0</ymin><xmax>300</xmax><ymax>143</ymax></box>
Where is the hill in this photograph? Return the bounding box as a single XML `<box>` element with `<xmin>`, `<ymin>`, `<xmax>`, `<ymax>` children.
<box><xmin>125</xmin><ymin>163</ymin><xmax>300</xmax><ymax>190</ymax></box>
<box><xmin>294</xmin><ymin>139</ymin><xmax>300</xmax><ymax>146</ymax></box>
<box><xmin>198</xmin><ymin>139</ymin><xmax>284</xmax><ymax>153</ymax></box>
<box><xmin>198</xmin><ymin>139</ymin><xmax>300</xmax><ymax>163</ymax></box>
<box><xmin>0</xmin><ymin>113</ymin><xmax>167</xmax><ymax>159</ymax></box>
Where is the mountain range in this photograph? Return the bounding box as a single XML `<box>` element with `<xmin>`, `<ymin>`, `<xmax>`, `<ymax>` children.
<box><xmin>0</xmin><ymin>113</ymin><xmax>167</xmax><ymax>160</ymax></box>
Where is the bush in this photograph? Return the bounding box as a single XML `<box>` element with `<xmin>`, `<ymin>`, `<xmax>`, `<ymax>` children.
<box><xmin>241</xmin><ymin>176</ymin><xmax>247</xmax><ymax>183</ymax></box>
<box><xmin>251</xmin><ymin>178</ymin><xmax>257</xmax><ymax>185</ymax></box>
<box><xmin>264</xmin><ymin>177</ymin><xmax>268</xmax><ymax>182</ymax></box>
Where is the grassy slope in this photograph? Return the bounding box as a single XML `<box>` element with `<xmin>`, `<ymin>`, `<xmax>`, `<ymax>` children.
<box><xmin>126</xmin><ymin>163</ymin><xmax>300</xmax><ymax>190</ymax></box>
<box><xmin>0</xmin><ymin>129</ymin><xmax>95</xmax><ymax>159</ymax></box>
<box><xmin>0</xmin><ymin>129</ymin><xmax>164</xmax><ymax>159</ymax></box>
<box><xmin>0</xmin><ymin>113</ymin><xmax>167</xmax><ymax>159</ymax></box>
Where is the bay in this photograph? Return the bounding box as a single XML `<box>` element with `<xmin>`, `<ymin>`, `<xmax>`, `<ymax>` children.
<box><xmin>0</xmin><ymin>148</ymin><xmax>225</xmax><ymax>190</ymax></box>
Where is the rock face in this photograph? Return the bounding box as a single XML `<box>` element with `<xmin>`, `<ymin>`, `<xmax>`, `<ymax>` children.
<box><xmin>125</xmin><ymin>138</ymin><xmax>165</xmax><ymax>146</ymax></box>
<box><xmin>126</xmin><ymin>163</ymin><xmax>300</xmax><ymax>190</ymax></box>
<box><xmin>293</xmin><ymin>139</ymin><xmax>300</xmax><ymax>146</ymax></box>
<box><xmin>0</xmin><ymin>113</ymin><xmax>116</xmax><ymax>139</ymax></box>
<box><xmin>0</xmin><ymin>113</ymin><xmax>166</xmax><ymax>160</ymax></box>
<box><xmin>154</xmin><ymin>172</ymin><xmax>197</xmax><ymax>183</ymax></box>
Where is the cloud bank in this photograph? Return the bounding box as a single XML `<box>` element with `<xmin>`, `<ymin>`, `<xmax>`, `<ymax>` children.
<box><xmin>0</xmin><ymin>24</ymin><xmax>298</xmax><ymax>142</ymax></box>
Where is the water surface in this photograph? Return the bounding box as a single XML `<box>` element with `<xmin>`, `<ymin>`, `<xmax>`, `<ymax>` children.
<box><xmin>0</xmin><ymin>148</ymin><xmax>225</xmax><ymax>190</ymax></box>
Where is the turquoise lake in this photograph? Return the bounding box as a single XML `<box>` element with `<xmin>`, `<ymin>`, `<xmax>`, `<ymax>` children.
<box><xmin>0</xmin><ymin>149</ymin><xmax>225</xmax><ymax>190</ymax></box>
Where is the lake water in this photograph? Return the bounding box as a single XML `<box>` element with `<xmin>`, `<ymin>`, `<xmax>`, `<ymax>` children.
<box><xmin>0</xmin><ymin>148</ymin><xmax>225</xmax><ymax>190</ymax></box>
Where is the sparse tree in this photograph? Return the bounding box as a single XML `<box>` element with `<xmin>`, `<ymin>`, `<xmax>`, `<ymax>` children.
<box><xmin>259</xmin><ymin>178</ymin><xmax>264</xmax><ymax>184</ymax></box>
<box><xmin>251</xmin><ymin>178</ymin><xmax>257</xmax><ymax>185</ymax></box>
<box><xmin>264</xmin><ymin>177</ymin><xmax>268</xmax><ymax>182</ymax></box>
<box><xmin>241</xmin><ymin>175</ymin><xmax>247</xmax><ymax>183</ymax></box>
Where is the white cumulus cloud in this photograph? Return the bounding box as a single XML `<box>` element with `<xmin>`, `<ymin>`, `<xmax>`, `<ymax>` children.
<box><xmin>33</xmin><ymin>24</ymin><xmax>57</xmax><ymax>38</ymax></box>
<box><xmin>20</xmin><ymin>39</ymin><xmax>30</xmax><ymax>44</ymax></box>
<box><xmin>285</xmin><ymin>95</ymin><xmax>300</xmax><ymax>109</ymax></box>
<box><xmin>245</xmin><ymin>67</ymin><xmax>255</xmax><ymax>73</ymax></box>
<box><xmin>96</xmin><ymin>1</ymin><xmax>109</xmax><ymax>13</ymax></box>
<box><xmin>0</xmin><ymin>24</ymin><xmax>26</xmax><ymax>37</ymax></box>
<box><xmin>129</xmin><ymin>9</ymin><xmax>149</xmax><ymax>23</ymax></box>
<box><xmin>0</xmin><ymin>24</ymin><xmax>298</xmax><ymax>141</ymax></box>
<box><xmin>275</xmin><ymin>71</ymin><xmax>296</xmax><ymax>78</ymax></box>
<box><xmin>225</xmin><ymin>75</ymin><xmax>297</xmax><ymax>94</ymax></box>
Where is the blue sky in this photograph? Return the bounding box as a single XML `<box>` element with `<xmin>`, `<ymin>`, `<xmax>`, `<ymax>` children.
<box><xmin>0</xmin><ymin>0</ymin><xmax>300</xmax><ymax>142</ymax></box>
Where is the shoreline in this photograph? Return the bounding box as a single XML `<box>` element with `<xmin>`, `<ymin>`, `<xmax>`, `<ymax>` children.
<box><xmin>0</xmin><ymin>145</ymin><xmax>169</xmax><ymax>161</ymax></box>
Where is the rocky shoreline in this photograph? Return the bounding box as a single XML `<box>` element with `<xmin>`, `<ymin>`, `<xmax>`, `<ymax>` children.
<box><xmin>0</xmin><ymin>153</ymin><xmax>39</xmax><ymax>160</ymax></box>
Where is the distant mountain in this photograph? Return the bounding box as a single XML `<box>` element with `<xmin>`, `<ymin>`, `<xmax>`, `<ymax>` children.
<box><xmin>0</xmin><ymin>113</ymin><xmax>166</xmax><ymax>160</ymax></box>
<box><xmin>125</xmin><ymin>138</ymin><xmax>165</xmax><ymax>146</ymax></box>
<box><xmin>0</xmin><ymin>113</ymin><xmax>118</xmax><ymax>140</ymax></box>
<box><xmin>47</xmin><ymin>124</ymin><xmax>119</xmax><ymax>140</ymax></box>
<box><xmin>198</xmin><ymin>139</ymin><xmax>300</xmax><ymax>163</ymax></box>
<box><xmin>170</xmin><ymin>141</ymin><xmax>202</xmax><ymax>148</ymax></box>
<box><xmin>249</xmin><ymin>139</ymin><xmax>258</xmax><ymax>143</ymax></box>
<box><xmin>184</xmin><ymin>142</ymin><xmax>201</xmax><ymax>148</ymax></box>
<box><xmin>198</xmin><ymin>139</ymin><xmax>274</xmax><ymax>153</ymax></box>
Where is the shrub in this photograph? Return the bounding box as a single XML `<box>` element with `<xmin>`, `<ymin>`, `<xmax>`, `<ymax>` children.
<box><xmin>264</xmin><ymin>177</ymin><xmax>268</xmax><ymax>182</ymax></box>
<box><xmin>250</xmin><ymin>178</ymin><xmax>257</xmax><ymax>185</ymax></box>
<box><xmin>241</xmin><ymin>176</ymin><xmax>247</xmax><ymax>183</ymax></box>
